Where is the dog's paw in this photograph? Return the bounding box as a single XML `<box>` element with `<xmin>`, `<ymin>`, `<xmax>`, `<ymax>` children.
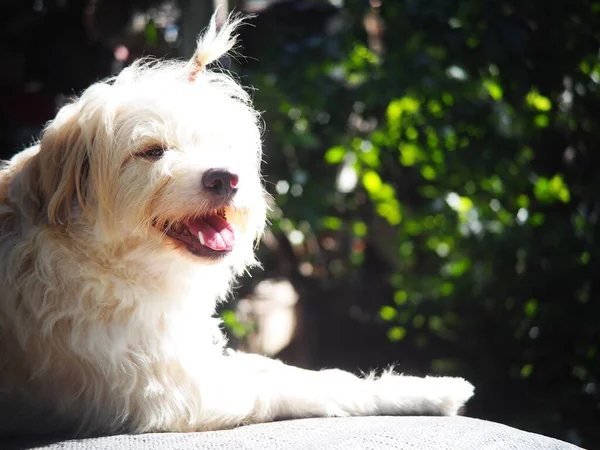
<box><xmin>374</xmin><ymin>373</ymin><xmax>475</xmax><ymax>416</ymax></box>
<box><xmin>421</xmin><ymin>376</ymin><xmax>475</xmax><ymax>416</ymax></box>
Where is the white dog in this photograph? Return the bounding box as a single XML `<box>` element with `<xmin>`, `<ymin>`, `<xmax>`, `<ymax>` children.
<box><xmin>0</xmin><ymin>14</ymin><xmax>474</xmax><ymax>437</ymax></box>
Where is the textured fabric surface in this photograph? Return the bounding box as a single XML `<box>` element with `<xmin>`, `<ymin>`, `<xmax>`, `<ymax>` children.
<box><xmin>2</xmin><ymin>416</ymin><xmax>582</xmax><ymax>450</ymax></box>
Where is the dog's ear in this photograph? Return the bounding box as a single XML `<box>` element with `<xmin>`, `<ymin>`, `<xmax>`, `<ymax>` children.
<box><xmin>12</xmin><ymin>104</ymin><xmax>91</xmax><ymax>225</ymax></box>
<box><xmin>188</xmin><ymin>12</ymin><xmax>245</xmax><ymax>82</ymax></box>
<box><xmin>39</xmin><ymin>110</ymin><xmax>90</xmax><ymax>225</ymax></box>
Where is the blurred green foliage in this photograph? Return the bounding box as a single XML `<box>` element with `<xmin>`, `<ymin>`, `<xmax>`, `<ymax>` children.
<box><xmin>240</xmin><ymin>0</ymin><xmax>600</xmax><ymax>446</ymax></box>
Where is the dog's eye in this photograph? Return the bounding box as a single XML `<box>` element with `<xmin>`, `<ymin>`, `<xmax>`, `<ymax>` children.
<box><xmin>138</xmin><ymin>146</ymin><xmax>166</xmax><ymax>160</ymax></box>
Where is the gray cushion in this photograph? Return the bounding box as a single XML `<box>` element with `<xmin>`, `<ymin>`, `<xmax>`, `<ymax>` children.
<box><xmin>2</xmin><ymin>416</ymin><xmax>582</xmax><ymax>450</ymax></box>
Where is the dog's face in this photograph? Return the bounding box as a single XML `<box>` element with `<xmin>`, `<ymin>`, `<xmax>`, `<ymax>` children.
<box><xmin>11</xmin><ymin>23</ymin><xmax>267</xmax><ymax>272</ymax></box>
<box><xmin>107</xmin><ymin>70</ymin><xmax>267</xmax><ymax>268</ymax></box>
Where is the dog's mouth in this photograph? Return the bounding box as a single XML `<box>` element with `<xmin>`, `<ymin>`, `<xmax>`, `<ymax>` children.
<box><xmin>157</xmin><ymin>207</ymin><xmax>235</xmax><ymax>258</ymax></box>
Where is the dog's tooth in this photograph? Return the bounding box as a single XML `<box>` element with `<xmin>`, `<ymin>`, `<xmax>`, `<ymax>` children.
<box><xmin>198</xmin><ymin>232</ymin><xmax>205</xmax><ymax>246</ymax></box>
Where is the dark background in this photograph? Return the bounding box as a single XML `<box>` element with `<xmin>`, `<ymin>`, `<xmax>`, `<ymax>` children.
<box><xmin>1</xmin><ymin>0</ymin><xmax>599</xmax><ymax>447</ymax></box>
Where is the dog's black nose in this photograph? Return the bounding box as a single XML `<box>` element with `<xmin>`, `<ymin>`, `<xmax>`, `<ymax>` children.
<box><xmin>202</xmin><ymin>169</ymin><xmax>239</xmax><ymax>198</ymax></box>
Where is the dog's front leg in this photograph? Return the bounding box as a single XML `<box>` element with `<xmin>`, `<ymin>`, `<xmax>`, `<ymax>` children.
<box><xmin>194</xmin><ymin>351</ymin><xmax>474</xmax><ymax>429</ymax></box>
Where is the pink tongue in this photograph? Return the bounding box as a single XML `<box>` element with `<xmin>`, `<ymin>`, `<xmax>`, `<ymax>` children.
<box><xmin>186</xmin><ymin>215</ymin><xmax>236</xmax><ymax>251</ymax></box>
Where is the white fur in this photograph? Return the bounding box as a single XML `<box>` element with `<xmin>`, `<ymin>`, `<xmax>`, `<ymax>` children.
<box><xmin>0</xmin><ymin>14</ymin><xmax>474</xmax><ymax>436</ymax></box>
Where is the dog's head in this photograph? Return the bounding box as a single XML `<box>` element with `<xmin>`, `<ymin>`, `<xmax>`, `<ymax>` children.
<box><xmin>9</xmin><ymin>14</ymin><xmax>267</xmax><ymax>272</ymax></box>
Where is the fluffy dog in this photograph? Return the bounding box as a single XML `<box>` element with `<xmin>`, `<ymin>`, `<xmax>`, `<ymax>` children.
<box><xmin>0</xmin><ymin>15</ymin><xmax>474</xmax><ymax>437</ymax></box>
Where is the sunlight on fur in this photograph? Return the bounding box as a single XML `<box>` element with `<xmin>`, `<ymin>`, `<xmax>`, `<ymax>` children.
<box><xmin>0</xmin><ymin>13</ymin><xmax>474</xmax><ymax>437</ymax></box>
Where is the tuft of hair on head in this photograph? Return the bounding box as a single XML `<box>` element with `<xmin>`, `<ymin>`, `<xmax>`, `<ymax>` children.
<box><xmin>188</xmin><ymin>11</ymin><xmax>247</xmax><ymax>82</ymax></box>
